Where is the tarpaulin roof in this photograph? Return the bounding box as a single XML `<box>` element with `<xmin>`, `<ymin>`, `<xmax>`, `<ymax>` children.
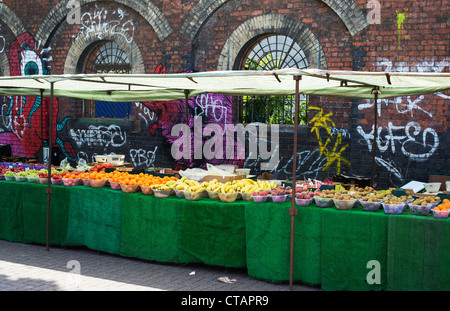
<box><xmin>0</xmin><ymin>68</ymin><xmax>448</xmax><ymax>101</ymax></box>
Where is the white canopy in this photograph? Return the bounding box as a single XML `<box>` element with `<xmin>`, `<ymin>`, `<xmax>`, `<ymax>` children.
<box><xmin>0</xmin><ymin>68</ymin><xmax>448</xmax><ymax>101</ymax></box>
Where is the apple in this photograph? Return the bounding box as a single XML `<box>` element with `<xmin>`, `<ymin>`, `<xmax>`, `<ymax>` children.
<box><xmin>305</xmin><ymin>195</ymin><xmax>311</xmax><ymax>199</ymax></box>
<box><xmin>252</xmin><ymin>191</ymin><xmax>259</xmax><ymax>197</ymax></box>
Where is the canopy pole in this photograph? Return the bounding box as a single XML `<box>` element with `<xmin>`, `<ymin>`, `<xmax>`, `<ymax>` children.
<box><xmin>184</xmin><ymin>90</ymin><xmax>193</xmax><ymax>169</ymax></box>
<box><xmin>40</xmin><ymin>89</ymin><xmax>44</xmax><ymax>163</ymax></box>
<box><xmin>371</xmin><ymin>87</ymin><xmax>379</xmax><ymax>188</ymax></box>
<box><xmin>289</xmin><ymin>75</ymin><xmax>301</xmax><ymax>290</ymax></box>
<box><xmin>46</xmin><ymin>82</ymin><xmax>55</xmax><ymax>252</ymax></box>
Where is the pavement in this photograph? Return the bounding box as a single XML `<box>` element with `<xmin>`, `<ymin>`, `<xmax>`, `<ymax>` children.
<box><xmin>0</xmin><ymin>239</ymin><xmax>320</xmax><ymax>292</ymax></box>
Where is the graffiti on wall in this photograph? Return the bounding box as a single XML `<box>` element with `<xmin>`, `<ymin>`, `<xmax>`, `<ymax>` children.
<box><xmin>135</xmin><ymin>65</ymin><xmax>241</xmax><ymax>170</ymax></box>
<box><xmin>356</xmin><ymin>59</ymin><xmax>448</xmax><ymax>184</ymax></box>
<box><xmin>0</xmin><ymin>32</ymin><xmax>76</xmax><ymax>161</ymax></box>
<box><xmin>72</xmin><ymin>4</ymin><xmax>135</xmax><ymax>43</ymax></box>
<box><xmin>396</xmin><ymin>8</ymin><xmax>409</xmax><ymax>51</ymax></box>
<box><xmin>309</xmin><ymin>107</ymin><xmax>350</xmax><ymax>175</ymax></box>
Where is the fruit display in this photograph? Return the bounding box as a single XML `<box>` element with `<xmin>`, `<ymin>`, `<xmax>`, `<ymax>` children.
<box><xmin>359</xmin><ymin>200</ymin><xmax>382</xmax><ymax>212</ymax></box>
<box><xmin>1</xmin><ymin>162</ymin><xmax>448</xmax><ymax>220</ymax></box>
<box><xmin>120</xmin><ymin>183</ymin><xmax>139</xmax><ymax>193</ymax></box>
<box><xmin>382</xmin><ymin>202</ymin><xmax>405</xmax><ymax>214</ymax></box>
<box><xmin>154</xmin><ymin>189</ymin><xmax>172</xmax><ymax>198</ymax></box>
<box><xmin>431</xmin><ymin>199</ymin><xmax>450</xmax><ymax>219</ymax></box>
<box><xmin>333</xmin><ymin>198</ymin><xmax>357</xmax><ymax>210</ymax></box>
<box><xmin>89</xmin><ymin>163</ymin><xmax>114</xmax><ymax>172</ymax></box>
<box><xmin>184</xmin><ymin>190</ymin><xmax>203</xmax><ymax>201</ymax></box>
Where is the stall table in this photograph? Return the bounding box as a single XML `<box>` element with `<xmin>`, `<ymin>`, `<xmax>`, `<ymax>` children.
<box><xmin>0</xmin><ymin>180</ymin><xmax>449</xmax><ymax>291</ymax></box>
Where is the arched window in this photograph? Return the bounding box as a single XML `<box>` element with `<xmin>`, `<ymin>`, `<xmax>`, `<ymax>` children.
<box><xmin>238</xmin><ymin>35</ymin><xmax>309</xmax><ymax>125</ymax></box>
<box><xmin>78</xmin><ymin>41</ymin><xmax>132</xmax><ymax>118</ymax></box>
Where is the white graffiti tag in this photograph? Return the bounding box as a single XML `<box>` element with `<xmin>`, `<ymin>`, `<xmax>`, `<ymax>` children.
<box><xmin>357</xmin><ymin>121</ymin><xmax>439</xmax><ymax>162</ymax></box>
<box><xmin>69</xmin><ymin>124</ymin><xmax>127</xmax><ymax>149</ymax></box>
<box><xmin>135</xmin><ymin>102</ymin><xmax>157</xmax><ymax>128</ymax></box>
<box><xmin>129</xmin><ymin>147</ymin><xmax>158</xmax><ymax>168</ymax></box>
<box><xmin>73</xmin><ymin>5</ymin><xmax>135</xmax><ymax>43</ymax></box>
<box><xmin>194</xmin><ymin>94</ymin><xmax>229</xmax><ymax>124</ymax></box>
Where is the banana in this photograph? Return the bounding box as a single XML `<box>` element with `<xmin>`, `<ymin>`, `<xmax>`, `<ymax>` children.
<box><xmin>190</xmin><ymin>185</ymin><xmax>201</xmax><ymax>191</ymax></box>
<box><xmin>186</xmin><ymin>179</ymin><xmax>199</xmax><ymax>187</ymax></box>
<box><xmin>180</xmin><ymin>177</ymin><xmax>186</xmax><ymax>182</ymax></box>
<box><xmin>225</xmin><ymin>185</ymin><xmax>235</xmax><ymax>193</ymax></box>
<box><xmin>176</xmin><ymin>183</ymin><xmax>187</xmax><ymax>190</ymax></box>
<box><xmin>241</xmin><ymin>179</ymin><xmax>255</xmax><ymax>184</ymax></box>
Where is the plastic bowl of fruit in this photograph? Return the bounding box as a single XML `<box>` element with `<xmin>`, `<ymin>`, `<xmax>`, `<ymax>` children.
<box><xmin>15</xmin><ymin>175</ymin><xmax>27</xmax><ymax>182</ymax></box>
<box><xmin>154</xmin><ymin>189</ymin><xmax>172</xmax><ymax>198</ymax></box>
<box><xmin>409</xmin><ymin>204</ymin><xmax>432</xmax><ymax>216</ymax></box>
<box><xmin>90</xmin><ymin>179</ymin><xmax>107</xmax><ymax>188</ymax></box>
<box><xmin>51</xmin><ymin>178</ymin><xmax>63</xmax><ymax>185</ymax></box>
<box><xmin>359</xmin><ymin>200</ymin><xmax>382</xmax><ymax>212</ymax></box>
<box><xmin>5</xmin><ymin>175</ymin><xmax>16</xmax><ymax>181</ymax></box>
<box><xmin>333</xmin><ymin>198</ymin><xmax>357</xmax><ymax>210</ymax></box>
<box><xmin>314</xmin><ymin>197</ymin><xmax>334</xmax><ymax>208</ymax></box>
<box><xmin>218</xmin><ymin>192</ymin><xmax>238</xmax><ymax>203</ymax></box>
<box><xmin>382</xmin><ymin>203</ymin><xmax>405</xmax><ymax>215</ymax></box>
<box><xmin>432</xmin><ymin>208</ymin><xmax>449</xmax><ymax>219</ymax></box>
<box><xmin>81</xmin><ymin>178</ymin><xmax>91</xmax><ymax>187</ymax></box>
<box><xmin>26</xmin><ymin>176</ymin><xmax>39</xmax><ymax>183</ymax></box>
<box><xmin>207</xmin><ymin>190</ymin><xmax>219</xmax><ymax>200</ymax></box>
<box><xmin>62</xmin><ymin>178</ymin><xmax>80</xmax><ymax>187</ymax></box>
<box><xmin>240</xmin><ymin>192</ymin><xmax>253</xmax><ymax>202</ymax></box>
<box><xmin>39</xmin><ymin>177</ymin><xmax>49</xmax><ymax>184</ymax></box>
<box><xmin>140</xmin><ymin>185</ymin><xmax>154</xmax><ymax>196</ymax></box>
<box><xmin>271</xmin><ymin>194</ymin><xmax>288</xmax><ymax>203</ymax></box>
<box><xmin>295</xmin><ymin>197</ymin><xmax>313</xmax><ymax>207</ymax></box>
<box><xmin>120</xmin><ymin>184</ymin><xmax>139</xmax><ymax>193</ymax></box>
<box><xmin>172</xmin><ymin>189</ymin><xmax>183</xmax><ymax>198</ymax></box>
<box><xmin>253</xmin><ymin>195</ymin><xmax>268</xmax><ymax>203</ymax></box>
<box><xmin>108</xmin><ymin>180</ymin><xmax>121</xmax><ymax>190</ymax></box>
<box><xmin>184</xmin><ymin>191</ymin><xmax>203</xmax><ymax>201</ymax></box>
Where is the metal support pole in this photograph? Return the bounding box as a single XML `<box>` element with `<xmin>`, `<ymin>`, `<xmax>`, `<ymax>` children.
<box><xmin>40</xmin><ymin>89</ymin><xmax>44</xmax><ymax>163</ymax></box>
<box><xmin>46</xmin><ymin>82</ymin><xmax>54</xmax><ymax>252</ymax></box>
<box><xmin>289</xmin><ymin>75</ymin><xmax>301</xmax><ymax>290</ymax></box>
<box><xmin>371</xmin><ymin>88</ymin><xmax>379</xmax><ymax>188</ymax></box>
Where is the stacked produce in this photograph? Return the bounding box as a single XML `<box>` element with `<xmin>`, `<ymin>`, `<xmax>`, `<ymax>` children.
<box><xmin>1</xmin><ymin>165</ymin><xmax>447</xmax><ymax>218</ymax></box>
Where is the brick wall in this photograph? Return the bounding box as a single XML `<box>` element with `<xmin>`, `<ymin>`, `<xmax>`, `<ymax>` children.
<box><xmin>0</xmin><ymin>0</ymin><xmax>448</xmax><ymax>188</ymax></box>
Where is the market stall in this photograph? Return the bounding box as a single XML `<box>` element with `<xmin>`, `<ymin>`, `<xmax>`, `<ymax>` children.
<box><xmin>0</xmin><ymin>68</ymin><xmax>449</xmax><ymax>290</ymax></box>
<box><xmin>0</xmin><ymin>178</ymin><xmax>448</xmax><ymax>291</ymax></box>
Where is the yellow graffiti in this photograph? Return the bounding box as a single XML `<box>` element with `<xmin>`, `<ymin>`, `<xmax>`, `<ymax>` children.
<box><xmin>396</xmin><ymin>8</ymin><xmax>408</xmax><ymax>51</ymax></box>
<box><xmin>309</xmin><ymin>107</ymin><xmax>350</xmax><ymax>174</ymax></box>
